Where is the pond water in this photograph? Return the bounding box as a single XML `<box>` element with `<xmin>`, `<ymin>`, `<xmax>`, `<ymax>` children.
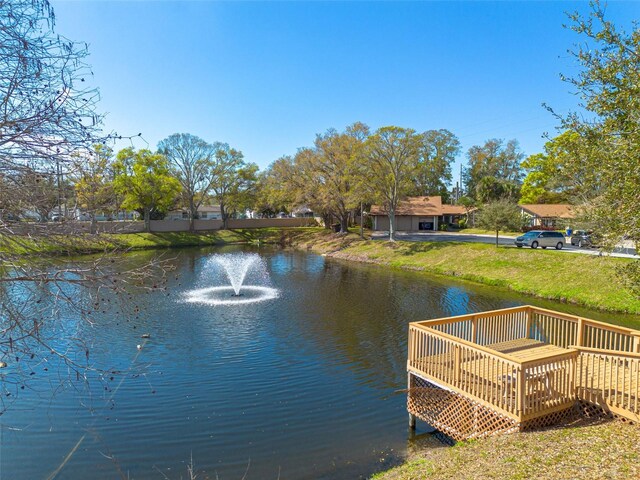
<box><xmin>2</xmin><ymin>247</ymin><xmax>638</xmax><ymax>479</ymax></box>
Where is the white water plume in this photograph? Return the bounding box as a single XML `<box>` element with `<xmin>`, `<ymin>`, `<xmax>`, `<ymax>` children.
<box><xmin>183</xmin><ymin>253</ymin><xmax>279</xmax><ymax>306</ymax></box>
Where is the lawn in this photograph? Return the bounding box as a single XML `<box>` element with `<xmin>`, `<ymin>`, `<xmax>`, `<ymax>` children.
<box><xmin>3</xmin><ymin>227</ymin><xmax>639</xmax><ymax>314</ymax></box>
<box><xmin>325</xmin><ymin>236</ymin><xmax>640</xmax><ymax>314</ymax></box>
<box><xmin>0</xmin><ymin>227</ymin><xmax>327</xmax><ymax>258</ymax></box>
<box><xmin>458</xmin><ymin>227</ymin><xmax>525</xmax><ymax>237</ymax></box>
<box><xmin>0</xmin><ymin>230</ymin><xmax>248</xmax><ymax>257</ymax></box>
<box><xmin>372</xmin><ymin>417</ymin><xmax>640</xmax><ymax>480</ymax></box>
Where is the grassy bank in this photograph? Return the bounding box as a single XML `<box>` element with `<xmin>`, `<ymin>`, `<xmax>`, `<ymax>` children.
<box><xmin>277</xmin><ymin>229</ymin><xmax>640</xmax><ymax>314</ymax></box>
<box><xmin>3</xmin><ymin>227</ymin><xmax>639</xmax><ymax>313</ymax></box>
<box><xmin>0</xmin><ymin>227</ymin><xmax>326</xmax><ymax>257</ymax></box>
<box><xmin>372</xmin><ymin>418</ymin><xmax>640</xmax><ymax>480</ymax></box>
<box><xmin>0</xmin><ymin>230</ymin><xmax>249</xmax><ymax>257</ymax></box>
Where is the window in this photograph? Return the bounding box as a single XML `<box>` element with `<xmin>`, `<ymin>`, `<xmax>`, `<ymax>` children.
<box><xmin>181</xmin><ymin>212</ymin><xmax>188</xmax><ymax>219</ymax></box>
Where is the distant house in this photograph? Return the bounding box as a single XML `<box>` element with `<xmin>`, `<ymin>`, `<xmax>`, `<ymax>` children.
<box><xmin>518</xmin><ymin>204</ymin><xmax>576</xmax><ymax>228</ymax></box>
<box><xmin>370</xmin><ymin>196</ymin><xmax>470</xmax><ymax>232</ymax></box>
<box><xmin>166</xmin><ymin>205</ymin><xmax>222</xmax><ymax>221</ymax></box>
<box><xmin>292</xmin><ymin>206</ymin><xmax>314</xmax><ymax>218</ymax></box>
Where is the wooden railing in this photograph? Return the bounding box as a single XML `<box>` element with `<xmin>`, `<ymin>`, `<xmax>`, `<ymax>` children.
<box><xmin>409</xmin><ymin>305</ymin><xmax>640</xmax><ymax>423</ymax></box>
<box><xmin>529</xmin><ymin>306</ymin><xmax>640</xmax><ymax>353</ymax></box>
<box><xmin>419</xmin><ymin>306</ymin><xmax>640</xmax><ymax>353</ymax></box>
<box><xmin>418</xmin><ymin>305</ymin><xmax>531</xmax><ymax>346</ymax></box>
<box><xmin>572</xmin><ymin>346</ymin><xmax>640</xmax><ymax>422</ymax></box>
<box><xmin>408</xmin><ymin>324</ymin><xmax>523</xmax><ymax>419</ymax></box>
<box><xmin>520</xmin><ymin>351</ymin><xmax>577</xmax><ymax>419</ymax></box>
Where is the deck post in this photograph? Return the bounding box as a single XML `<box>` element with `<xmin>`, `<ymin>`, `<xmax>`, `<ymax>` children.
<box><xmin>516</xmin><ymin>367</ymin><xmax>526</xmax><ymax>419</ymax></box>
<box><xmin>576</xmin><ymin>317</ymin><xmax>585</xmax><ymax>347</ymax></box>
<box><xmin>633</xmin><ymin>335</ymin><xmax>640</xmax><ymax>353</ymax></box>
<box><xmin>525</xmin><ymin>306</ymin><xmax>533</xmax><ymax>339</ymax></box>
<box><xmin>409</xmin><ymin>413</ymin><xmax>416</xmax><ymax>429</ymax></box>
<box><xmin>407</xmin><ymin>372</ymin><xmax>416</xmax><ymax>429</ymax></box>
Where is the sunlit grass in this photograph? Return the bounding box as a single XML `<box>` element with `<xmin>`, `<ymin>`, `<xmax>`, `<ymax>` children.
<box><xmin>371</xmin><ymin>419</ymin><xmax>640</xmax><ymax>480</ymax></box>
<box><xmin>333</xmin><ymin>238</ymin><xmax>640</xmax><ymax>314</ymax></box>
<box><xmin>0</xmin><ymin>230</ymin><xmax>247</xmax><ymax>257</ymax></box>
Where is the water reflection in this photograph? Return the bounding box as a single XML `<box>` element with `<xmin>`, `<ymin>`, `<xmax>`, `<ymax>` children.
<box><xmin>1</xmin><ymin>247</ymin><xmax>638</xmax><ymax>480</ymax></box>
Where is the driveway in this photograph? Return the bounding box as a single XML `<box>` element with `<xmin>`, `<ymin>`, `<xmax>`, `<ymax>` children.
<box><xmin>371</xmin><ymin>231</ymin><xmax>639</xmax><ymax>259</ymax></box>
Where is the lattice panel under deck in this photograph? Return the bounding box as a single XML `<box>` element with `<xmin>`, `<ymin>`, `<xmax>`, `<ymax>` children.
<box><xmin>408</xmin><ymin>375</ymin><xmax>519</xmax><ymax>441</ymax></box>
<box><xmin>577</xmin><ymin>400</ymin><xmax>637</xmax><ymax>424</ymax></box>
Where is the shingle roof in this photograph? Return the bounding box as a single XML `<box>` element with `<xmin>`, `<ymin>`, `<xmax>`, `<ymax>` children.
<box><xmin>441</xmin><ymin>204</ymin><xmax>471</xmax><ymax>215</ymax></box>
<box><xmin>518</xmin><ymin>204</ymin><xmax>576</xmax><ymax>219</ymax></box>
<box><xmin>371</xmin><ymin>196</ymin><xmax>468</xmax><ymax>216</ymax></box>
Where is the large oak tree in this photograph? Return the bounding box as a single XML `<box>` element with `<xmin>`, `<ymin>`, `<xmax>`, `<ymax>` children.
<box><xmin>360</xmin><ymin>126</ymin><xmax>422</xmax><ymax>241</ymax></box>
<box><xmin>157</xmin><ymin>133</ymin><xmax>215</xmax><ymax>231</ymax></box>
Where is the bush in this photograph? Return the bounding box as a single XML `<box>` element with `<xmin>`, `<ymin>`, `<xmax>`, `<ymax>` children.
<box><xmin>458</xmin><ymin>218</ymin><xmax>467</xmax><ymax>229</ymax></box>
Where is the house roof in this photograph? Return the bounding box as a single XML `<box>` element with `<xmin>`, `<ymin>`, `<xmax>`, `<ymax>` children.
<box><xmin>518</xmin><ymin>204</ymin><xmax>576</xmax><ymax>219</ymax></box>
<box><xmin>441</xmin><ymin>204</ymin><xmax>470</xmax><ymax>215</ymax></box>
<box><xmin>370</xmin><ymin>196</ymin><xmax>469</xmax><ymax>216</ymax></box>
<box><xmin>198</xmin><ymin>205</ymin><xmax>221</xmax><ymax>213</ymax></box>
<box><xmin>370</xmin><ymin>196</ymin><xmax>442</xmax><ymax>216</ymax></box>
<box><xmin>169</xmin><ymin>205</ymin><xmax>221</xmax><ymax>214</ymax></box>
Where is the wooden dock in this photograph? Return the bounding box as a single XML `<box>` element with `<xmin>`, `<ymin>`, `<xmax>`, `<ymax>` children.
<box><xmin>407</xmin><ymin>305</ymin><xmax>640</xmax><ymax>440</ymax></box>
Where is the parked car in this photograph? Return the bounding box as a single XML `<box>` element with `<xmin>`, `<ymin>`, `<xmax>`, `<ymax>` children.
<box><xmin>515</xmin><ymin>230</ymin><xmax>565</xmax><ymax>250</ymax></box>
<box><xmin>570</xmin><ymin>230</ymin><xmax>595</xmax><ymax>248</ymax></box>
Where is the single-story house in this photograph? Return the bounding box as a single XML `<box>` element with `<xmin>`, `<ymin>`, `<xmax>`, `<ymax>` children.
<box><xmin>166</xmin><ymin>205</ymin><xmax>222</xmax><ymax>221</ymax></box>
<box><xmin>370</xmin><ymin>196</ymin><xmax>470</xmax><ymax>232</ymax></box>
<box><xmin>292</xmin><ymin>206</ymin><xmax>314</xmax><ymax>218</ymax></box>
<box><xmin>518</xmin><ymin>204</ymin><xmax>576</xmax><ymax>228</ymax></box>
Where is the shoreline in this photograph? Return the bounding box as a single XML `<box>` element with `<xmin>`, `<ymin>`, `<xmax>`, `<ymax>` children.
<box><xmin>3</xmin><ymin>227</ymin><xmax>640</xmax><ymax>315</ymax></box>
<box><xmin>280</xmin><ymin>229</ymin><xmax>640</xmax><ymax>315</ymax></box>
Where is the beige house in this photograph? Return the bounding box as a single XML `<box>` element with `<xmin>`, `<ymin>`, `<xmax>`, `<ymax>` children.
<box><xmin>166</xmin><ymin>205</ymin><xmax>222</xmax><ymax>221</ymax></box>
<box><xmin>519</xmin><ymin>204</ymin><xmax>576</xmax><ymax>228</ymax></box>
<box><xmin>370</xmin><ymin>196</ymin><xmax>469</xmax><ymax>231</ymax></box>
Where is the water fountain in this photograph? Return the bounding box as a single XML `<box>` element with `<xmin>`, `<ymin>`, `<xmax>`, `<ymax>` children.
<box><xmin>183</xmin><ymin>253</ymin><xmax>279</xmax><ymax>306</ymax></box>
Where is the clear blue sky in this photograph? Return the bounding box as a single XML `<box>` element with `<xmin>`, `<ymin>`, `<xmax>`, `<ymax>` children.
<box><xmin>52</xmin><ymin>0</ymin><xmax>639</xmax><ymax>183</ymax></box>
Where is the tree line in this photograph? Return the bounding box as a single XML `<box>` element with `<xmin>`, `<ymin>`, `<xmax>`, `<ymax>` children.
<box><xmin>0</xmin><ymin>0</ymin><xmax>638</xmax><ymax>401</ymax></box>
<box><xmin>1</xmin><ymin>1</ymin><xmax>637</xmax><ymax>263</ymax></box>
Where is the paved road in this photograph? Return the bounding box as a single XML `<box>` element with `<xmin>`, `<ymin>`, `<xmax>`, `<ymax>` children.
<box><xmin>371</xmin><ymin>231</ymin><xmax>638</xmax><ymax>258</ymax></box>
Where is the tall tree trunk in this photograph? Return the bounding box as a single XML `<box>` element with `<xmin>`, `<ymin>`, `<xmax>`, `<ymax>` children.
<box><xmin>322</xmin><ymin>213</ymin><xmax>332</xmax><ymax>229</ymax></box>
<box><xmin>90</xmin><ymin>214</ymin><xmax>97</xmax><ymax>234</ymax></box>
<box><xmin>495</xmin><ymin>230</ymin><xmax>499</xmax><ymax>247</ymax></box>
<box><xmin>339</xmin><ymin>213</ymin><xmax>348</xmax><ymax>233</ymax></box>
<box><xmin>220</xmin><ymin>202</ymin><xmax>227</xmax><ymax>230</ymax></box>
<box><xmin>388</xmin><ymin>208</ymin><xmax>395</xmax><ymax>242</ymax></box>
<box><xmin>189</xmin><ymin>198</ymin><xmax>196</xmax><ymax>232</ymax></box>
<box><xmin>144</xmin><ymin>206</ymin><xmax>150</xmax><ymax>232</ymax></box>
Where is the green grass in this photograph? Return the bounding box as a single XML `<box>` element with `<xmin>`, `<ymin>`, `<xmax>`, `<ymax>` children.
<box><xmin>0</xmin><ymin>227</ymin><xmax>329</xmax><ymax>258</ymax></box>
<box><xmin>371</xmin><ymin>418</ymin><xmax>640</xmax><ymax>480</ymax></box>
<box><xmin>332</xmin><ymin>239</ymin><xmax>640</xmax><ymax>313</ymax></box>
<box><xmin>3</xmin><ymin>226</ymin><xmax>639</xmax><ymax>313</ymax></box>
<box><xmin>459</xmin><ymin>228</ymin><xmax>525</xmax><ymax>237</ymax></box>
<box><xmin>0</xmin><ymin>230</ymin><xmax>248</xmax><ymax>257</ymax></box>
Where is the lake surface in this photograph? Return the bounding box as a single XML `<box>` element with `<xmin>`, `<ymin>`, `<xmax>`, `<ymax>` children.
<box><xmin>2</xmin><ymin>247</ymin><xmax>638</xmax><ymax>479</ymax></box>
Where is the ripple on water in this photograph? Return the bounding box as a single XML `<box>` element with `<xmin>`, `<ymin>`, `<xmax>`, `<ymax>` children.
<box><xmin>182</xmin><ymin>285</ymin><xmax>280</xmax><ymax>306</ymax></box>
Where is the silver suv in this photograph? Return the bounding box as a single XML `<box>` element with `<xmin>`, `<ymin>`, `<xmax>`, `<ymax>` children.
<box><xmin>515</xmin><ymin>231</ymin><xmax>565</xmax><ymax>250</ymax></box>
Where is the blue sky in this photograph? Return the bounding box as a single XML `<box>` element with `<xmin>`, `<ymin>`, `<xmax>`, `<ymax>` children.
<box><xmin>52</xmin><ymin>1</ymin><xmax>639</xmax><ymax>182</ymax></box>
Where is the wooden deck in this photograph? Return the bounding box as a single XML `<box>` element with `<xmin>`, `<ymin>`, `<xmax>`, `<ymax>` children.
<box><xmin>407</xmin><ymin>306</ymin><xmax>640</xmax><ymax>439</ymax></box>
